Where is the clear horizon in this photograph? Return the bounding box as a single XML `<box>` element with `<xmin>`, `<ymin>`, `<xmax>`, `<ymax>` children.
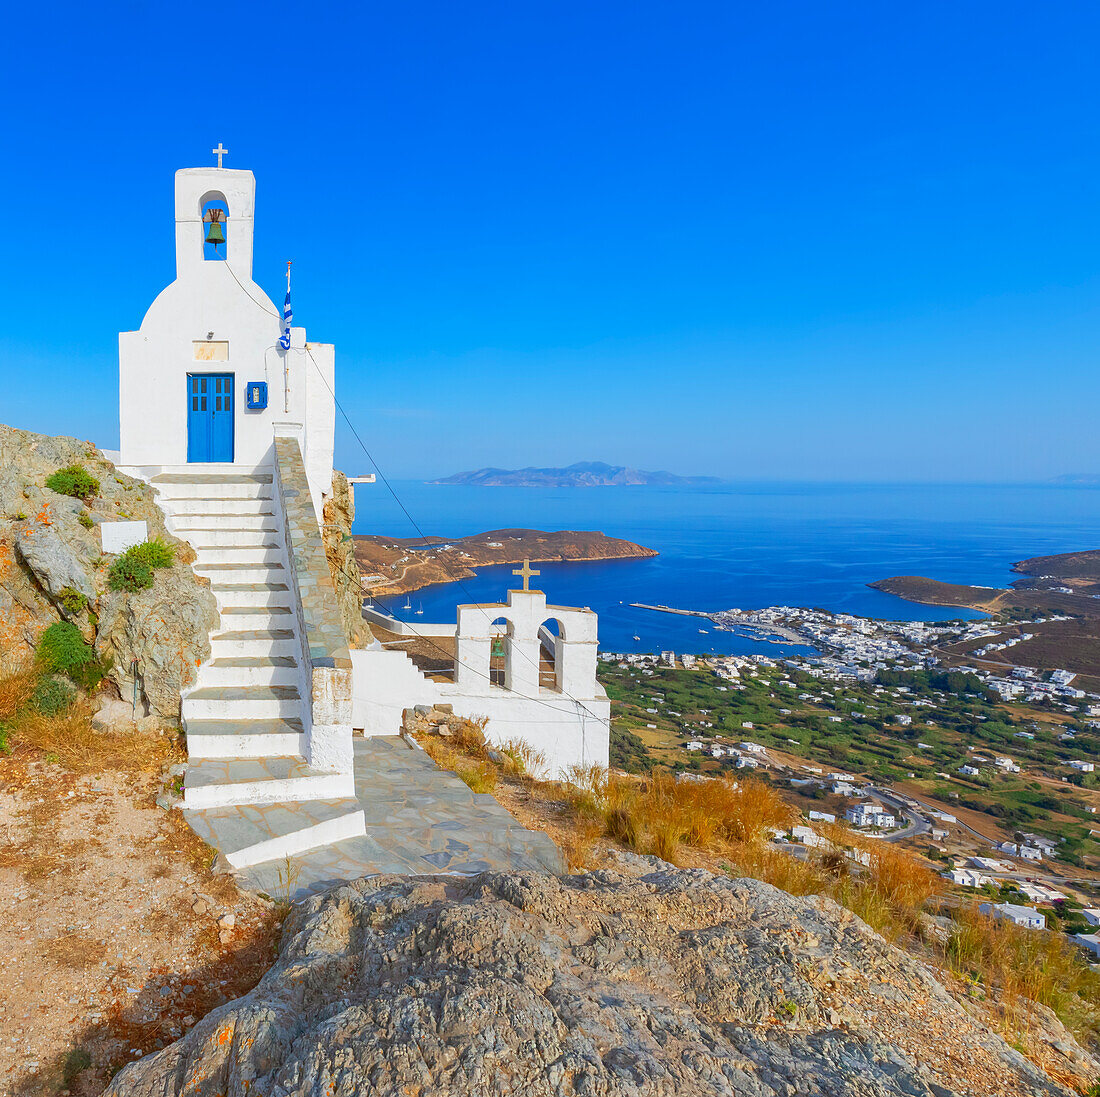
<box><xmin>2</xmin><ymin>1</ymin><xmax>1098</xmax><ymax>483</ymax></box>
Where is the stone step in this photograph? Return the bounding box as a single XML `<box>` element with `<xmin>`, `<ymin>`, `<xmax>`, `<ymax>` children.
<box><xmin>183</xmin><ymin>800</ymin><xmax>367</xmax><ymax>870</ymax></box>
<box><xmin>193</xmin><ymin>545</ymin><xmax>283</xmax><ymax>566</ymax></box>
<box><xmin>210</xmin><ymin>629</ymin><xmax>298</xmax><ymax>659</ymax></box>
<box><xmin>197</xmin><ymin>656</ymin><xmax>299</xmax><ymax>689</ymax></box>
<box><xmin>211</xmin><ymin>583</ymin><xmax>292</xmax><ymax>609</ymax></box>
<box><xmin>183</xmin><ymin>684</ymin><xmax>301</xmax><ymax>720</ymax></box>
<box><xmin>182</xmin><ymin>756</ymin><xmax>354</xmax><ymax>809</ymax></box>
<box><xmin>173</xmin><ymin>515</ymin><xmax>280</xmax><ymax>534</ymax></box>
<box><xmin>154</xmin><ymin>480</ymin><xmax>274</xmax><ymax>501</ymax></box>
<box><xmin>180</xmin><ymin>529</ymin><xmax>278</xmax><ymax>548</ymax></box>
<box><xmin>152</xmin><ymin>473</ymin><xmax>273</xmax><ymax>485</ymax></box>
<box><xmin>194</xmin><ymin>561</ymin><xmax>286</xmax><ymax>584</ymax></box>
<box><xmin>185</xmin><ymin>716</ymin><xmax>306</xmax><ymax>758</ymax></box>
<box><xmin>167</xmin><ymin>498</ymin><xmax>276</xmax><ymax>516</ymax></box>
<box><xmin>217</xmin><ymin>607</ymin><xmax>294</xmax><ymax>633</ymax></box>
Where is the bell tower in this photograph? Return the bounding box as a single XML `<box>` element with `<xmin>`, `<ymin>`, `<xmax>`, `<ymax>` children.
<box><xmin>173</xmin><ymin>163</ymin><xmax>256</xmax><ymax>284</ymax></box>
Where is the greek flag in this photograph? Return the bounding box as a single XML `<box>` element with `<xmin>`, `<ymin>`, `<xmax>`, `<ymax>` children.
<box><xmin>279</xmin><ymin>286</ymin><xmax>293</xmax><ymax>351</ymax></box>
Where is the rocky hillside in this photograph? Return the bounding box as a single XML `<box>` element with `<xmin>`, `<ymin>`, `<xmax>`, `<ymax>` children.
<box><xmin>0</xmin><ymin>424</ymin><xmax>218</xmax><ymax>717</ymax></box>
<box><xmin>105</xmin><ymin>854</ymin><xmax>1084</xmax><ymax>1096</ymax></box>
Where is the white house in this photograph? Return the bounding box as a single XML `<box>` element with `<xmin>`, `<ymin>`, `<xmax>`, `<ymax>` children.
<box><xmin>1081</xmin><ymin>908</ymin><xmax>1100</xmax><ymax>927</ymax></box>
<box><xmin>994</xmin><ymin>757</ymin><xmax>1021</xmax><ymax>773</ymax></box>
<box><xmin>1069</xmin><ymin>760</ymin><xmax>1095</xmax><ymax>773</ymax></box>
<box><xmin>948</xmin><ymin>868</ymin><xmax>989</xmax><ymax>889</ymax></box>
<box><xmin>997</xmin><ymin>841</ymin><xmax>1043</xmax><ymax>862</ymax></box>
<box><xmin>1017</xmin><ymin>883</ymin><xmax>1066</xmax><ymax>904</ymax></box>
<box><xmin>845</xmin><ymin>802</ymin><xmax>896</xmax><ymax>829</ymax></box>
<box><xmin>808</xmin><ymin>810</ymin><xmax>836</xmax><ymax>823</ymax></box>
<box><xmin>1073</xmin><ymin>934</ymin><xmax>1100</xmax><ymax>959</ymax></box>
<box><xmin>979</xmin><ymin>902</ymin><xmax>1045</xmax><ymax>930</ymax></box>
<box><xmin>958</xmin><ymin>764</ymin><xmax>980</xmax><ymax>777</ymax></box>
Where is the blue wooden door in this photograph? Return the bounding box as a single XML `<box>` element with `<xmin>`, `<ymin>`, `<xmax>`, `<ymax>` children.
<box><xmin>187</xmin><ymin>374</ymin><xmax>234</xmax><ymax>462</ymax></box>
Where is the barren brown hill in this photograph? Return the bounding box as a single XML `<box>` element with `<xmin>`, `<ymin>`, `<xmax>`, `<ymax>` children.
<box><xmin>869</xmin><ymin>575</ymin><xmax>1100</xmax><ymax>618</ymax></box>
<box><xmin>354</xmin><ymin>527</ymin><xmax>656</xmax><ymax>597</ymax></box>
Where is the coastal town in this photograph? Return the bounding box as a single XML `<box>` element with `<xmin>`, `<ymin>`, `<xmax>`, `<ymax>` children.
<box><xmin>601</xmin><ymin>603</ymin><xmax>1100</xmax><ymax>954</ymax></box>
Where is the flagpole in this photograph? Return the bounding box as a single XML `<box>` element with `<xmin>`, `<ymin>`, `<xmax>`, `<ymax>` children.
<box><xmin>284</xmin><ymin>260</ymin><xmax>293</xmax><ymax>413</ymax></box>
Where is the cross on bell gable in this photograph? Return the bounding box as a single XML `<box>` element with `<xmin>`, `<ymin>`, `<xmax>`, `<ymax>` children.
<box><xmin>512</xmin><ymin>558</ymin><xmax>540</xmax><ymax>592</ymax></box>
<box><xmin>212</xmin><ymin>142</ymin><xmax>228</xmax><ymax>168</ymax></box>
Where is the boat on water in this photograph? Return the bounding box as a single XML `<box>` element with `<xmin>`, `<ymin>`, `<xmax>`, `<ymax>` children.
<box><xmin>403</xmin><ymin>597</ymin><xmax>412</xmax><ymax>611</ymax></box>
<box><xmin>415</xmin><ymin>602</ymin><xmax>424</xmax><ymax>615</ymax></box>
<box><xmin>698</xmin><ymin>628</ymin><xmax>708</xmax><ymax>634</ymax></box>
<box><xmin>632</xmin><ymin>634</ymin><xmax>641</xmax><ymax>641</ymax></box>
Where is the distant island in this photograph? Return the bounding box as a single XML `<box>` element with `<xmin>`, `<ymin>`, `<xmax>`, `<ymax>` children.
<box><xmin>354</xmin><ymin>527</ymin><xmax>658</xmax><ymax>597</ymax></box>
<box><xmin>1051</xmin><ymin>474</ymin><xmax>1100</xmax><ymax>485</ymax></box>
<box><xmin>431</xmin><ymin>461</ymin><xmax>721</xmax><ymax>488</ymax></box>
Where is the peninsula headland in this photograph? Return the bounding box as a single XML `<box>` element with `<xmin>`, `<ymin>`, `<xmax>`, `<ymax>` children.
<box><xmin>870</xmin><ymin>548</ymin><xmax>1100</xmax><ymax>687</ymax></box>
<box><xmin>353</xmin><ymin>527</ymin><xmax>657</xmax><ymax>597</ymax></box>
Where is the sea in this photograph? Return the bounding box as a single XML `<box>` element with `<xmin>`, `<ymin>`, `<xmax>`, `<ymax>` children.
<box><xmin>352</xmin><ymin>481</ymin><xmax>1100</xmax><ymax>659</ymax></box>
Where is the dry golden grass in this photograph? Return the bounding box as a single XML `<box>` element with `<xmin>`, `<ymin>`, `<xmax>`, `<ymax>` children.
<box><xmin>0</xmin><ymin>667</ymin><xmax>36</xmax><ymax>723</ymax></box>
<box><xmin>945</xmin><ymin>903</ymin><xmax>1100</xmax><ymax>1041</ymax></box>
<box><xmin>43</xmin><ymin>932</ymin><xmax>107</xmax><ymax>970</ymax></box>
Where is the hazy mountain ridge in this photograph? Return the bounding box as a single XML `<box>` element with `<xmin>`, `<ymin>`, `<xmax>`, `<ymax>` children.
<box><xmin>432</xmin><ymin>461</ymin><xmax>720</xmax><ymax>487</ymax></box>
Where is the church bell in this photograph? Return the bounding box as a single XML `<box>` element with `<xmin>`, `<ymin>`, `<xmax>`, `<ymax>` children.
<box><xmin>204</xmin><ymin>209</ymin><xmax>225</xmax><ymax>249</ymax></box>
<box><xmin>491</xmin><ymin>636</ymin><xmax>505</xmax><ymax>658</ymax></box>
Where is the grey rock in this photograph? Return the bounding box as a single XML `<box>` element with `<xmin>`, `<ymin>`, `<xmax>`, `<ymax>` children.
<box><xmin>104</xmin><ymin>856</ymin><xmax>1078</xmax><ymax>1097</ymax></box>
<box><xmin>14</xmin><ymin>523</ymin><xmax>96</xmax><ymax>601</ymax></box>
<box><xmin>0</xmin><ymin>424</ymin><xmax>217</xmax><ymax>718</ymax></box>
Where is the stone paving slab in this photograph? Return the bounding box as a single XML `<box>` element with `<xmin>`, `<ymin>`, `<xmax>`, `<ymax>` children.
<box><xmin>187</xmin><ymin>736</ymin><xmax>564</xmax><ymax>901</ymax></box>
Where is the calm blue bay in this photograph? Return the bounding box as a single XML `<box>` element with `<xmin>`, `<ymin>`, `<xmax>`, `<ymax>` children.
<box><xmin>351</xmin><ymin>482</ymin><xmax>1100</xmax><ymax>658</ymax></box>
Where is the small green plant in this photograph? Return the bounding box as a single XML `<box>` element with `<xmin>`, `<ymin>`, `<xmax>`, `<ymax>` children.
<box><xmin>78</xmin><ymin>512</ymin><xmax>94</xmax><ymax>530</ymax></box>
<box><xmin>15</xmin><ymin>511</ymin><xmax>27</xmax><ymax>521</ymax></box>
<box><xmin>62</xmin><ymin>1047</ymin><xmax>92</xmax><ymax>1088</ymax></box>
<box><xmin>107</xmin><ymin>538</ymin><xmax>175</xmax><ymax>592</ymax></box>
<box><xmin>31</xmin><ymin>676</ymin><xmax>75</xmax><ymax>716</ymax></box>
<box><xmin>129</xmin><ymin>537</ymin><xmax>176</xmax><ymax>569</ymax></box>
<box><xmin>56</xmin><ymin>587</ymin><xmax>88</xmax><ymax>615</ymax></box>
<box><xmin>779</xmin><ymin>1000</ymin><xmax>799</xmax><ymax>1017</ymax></box>
<box><xmin>37</xmin><ymin>621</ymin><xmax>111</xmax><ymax>690</ymax></box>
<box><xmin>107</xmin><ymin>553</ymin><xmax>153</xmax><ymax>592</ymax></box>
<box><xmin>45</xmin><ymin>465</ymin><xmax>99</xmax><ymax>501</ymax></box>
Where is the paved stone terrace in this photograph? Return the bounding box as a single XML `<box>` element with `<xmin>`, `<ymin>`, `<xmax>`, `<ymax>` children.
<box><xmin>186</xmin><ymin>736</ymin><xmax>564</xmax><ymax>901</ymax></box>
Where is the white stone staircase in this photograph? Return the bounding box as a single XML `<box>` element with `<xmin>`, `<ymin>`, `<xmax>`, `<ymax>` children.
<box><xmin>152</xmin><ymin>469</ymin><xmax>363</xmax><ymax>867</ymax></box>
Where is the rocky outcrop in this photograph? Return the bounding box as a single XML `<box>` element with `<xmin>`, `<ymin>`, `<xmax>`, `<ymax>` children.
<box><xmin>105</xmin><ymin>854</ymin><xmax>1080</xmax><ymax>1097</ymax></box>
<box><xmin>0</xmin><ymin>424</ymin><xmax>218</xmax><ymax>717</ymax></box>
<box><xmin>322</xmin><ymin>470</ymin><xmax>372</xmax><ymax>648</ymax></box>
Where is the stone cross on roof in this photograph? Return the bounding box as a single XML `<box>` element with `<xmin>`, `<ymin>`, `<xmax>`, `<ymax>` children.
<box><xmin>212</xmin><ymin>143</ymin><xmax>228</xmax><ymax>169</ymax></box>
<box><xmin>513</xmin><ymin>558</ymin><xmax>540</xmax><ymax>592</ymax></box>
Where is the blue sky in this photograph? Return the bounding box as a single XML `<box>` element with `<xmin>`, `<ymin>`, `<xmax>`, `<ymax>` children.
<box><xmin>2</xmin><ymin>1</ymin><xmax>1098</xmax><ymax>481</ymax></box>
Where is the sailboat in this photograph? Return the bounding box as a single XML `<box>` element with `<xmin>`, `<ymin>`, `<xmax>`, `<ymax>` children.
<box><xmin>403</xmin><ymin>596</ymin><xmax>412</xmax><ymax>611</ymax></box>
<box><xmin>415</xmin><ymin>602</ymin><xmax>424</xmax><ymax>615</ymax></box>
<box><xmin>632</xmin><ymin>634</ymin><xmax>641</xmax><ymax>641</ymax></box>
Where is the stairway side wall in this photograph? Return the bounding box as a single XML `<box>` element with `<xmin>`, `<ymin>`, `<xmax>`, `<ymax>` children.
<box><xmin>273</xmin><ymin>433</ymin><xmax>353</xmax><ymax>775</ymax></box>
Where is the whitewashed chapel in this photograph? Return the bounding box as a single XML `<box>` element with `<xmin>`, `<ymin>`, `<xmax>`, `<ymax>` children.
<box><xmin>112</xmin><ymin>152</ymin><xmax>609</xmax><ymax>873</ymax></box>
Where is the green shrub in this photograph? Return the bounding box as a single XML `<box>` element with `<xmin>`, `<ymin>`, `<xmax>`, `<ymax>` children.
<box><xmin>32</xmin><ymin>676</ymin><xmax>75</xmax><ymax>716</ymax></box>
<box><xmin>107</xmin><ymin>538</ymin><xmax>175</xmax><ymax>592</ymax></box>
<box><xmin>78</xmin><ymin>512</ymin><xmax>94</xmax><ymax>530</ymax></box>
<box><xmin>129</xmin><ymin>537</ymin><xmax>175</xmax><ymax>570</ymax></box>
<box><xmin>107</xmin><ymin>553</ymin><xmax>153</xmax><ymax>592</ymax></box>
<box><xmin>45</xmin><ymin>465</ymin><xmax>100</xmax><ymax>501</ymax></box>
<box><xmin>37</xmin><ymin>621</ymin><xmax>111</xmax><ymax>691</ymax></box>
<box><xmin>56</xmin><ymin>587</ymin><xmax>88</xmax><ymax>615</ymax></box>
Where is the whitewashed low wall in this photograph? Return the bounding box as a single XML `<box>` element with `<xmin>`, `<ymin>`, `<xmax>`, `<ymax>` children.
<box><xmin>438</xmin><ymin>689</ymin><xmax>611</xmax><ymax>781</ymax></box>
<box><xmin>362</xmin><ymin>606</ymin><xmax>457</xmax><ymax>637</ymax></box>
<box><xmin>350</xmin><ymin>648</ymin><xmax>437</xmax><ymax>736</ymax></box>
<box><xmin>349</xmin><ymin>646</ymin><xmax>610</xmax><ymax>779</ymax></box>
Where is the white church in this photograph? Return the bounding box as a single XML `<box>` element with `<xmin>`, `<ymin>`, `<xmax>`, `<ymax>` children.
<box><xmin>111</xmin><ymin>151</ymin><xmax>610</xmax><ymax>878</ymax></box>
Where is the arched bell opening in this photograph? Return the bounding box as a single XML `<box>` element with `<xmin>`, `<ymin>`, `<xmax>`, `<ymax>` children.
<box><xmin>489</xmin><ymin>616</ymin><xmax>512</xmax><ymax>689</ymax></box>
<box><xmin>201</xmin><ymin>196</ymin><xmax>229</xmax><ymax>261</ymax></box>
<box><xmin>538</xmin><ymin>618</ymin><xmax>567</xmax><ymax>692</ymax></box>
